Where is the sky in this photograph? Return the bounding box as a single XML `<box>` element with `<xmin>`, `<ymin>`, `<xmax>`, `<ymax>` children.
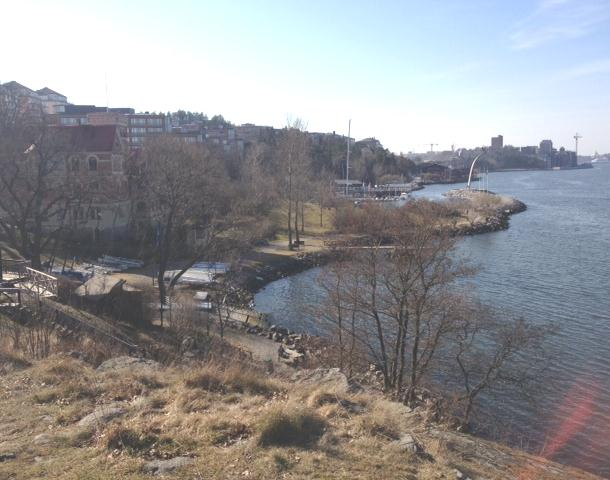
<box><xmin>2</xmin><ymin>0</ymin><xmax>610</xmax><ymax>155</ymax></box>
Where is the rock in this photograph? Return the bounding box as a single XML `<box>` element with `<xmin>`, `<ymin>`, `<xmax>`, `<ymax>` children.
<box><xmin>96</xmin><ymin>356</ymin><xmax>160</xmax><ymax>372</ymax></box>
<box><xmin>338</xmin><ymin>399</ymin><xmax>366</xmax><ymax>414</ymax></box>
<box><xmin>78</xmin><ymin>404</ymin><xmax>126</xmax><ymax>427</ymax></box>
<box><xmin>142</xmin><ymin>456</ymin><xmax>194</xmax><ymax>475</ymax></box>
<box><xmin>33</xmin><ymin>433</ymin><xmax>53</xmax><ymax>445</ymax></box>
<box><xmin>454</xmin><ymin>468</ymin><xmax>472</xmax><ymax>480</ymax></box>
<box><xmin>0</xmin><ymin>452</ymin><xmax>16</xmax><ymax>462</ymax></box>
<box><xmin>394</xmin><ymin>433</ymin><xmax>419</xmax><ymax>454</ymax></box>
<box><xmin>181</xmin><ymin>336</ymin><xmax>195</xmax><ymax>351</ymax></box>
<box><xmin>292</xmin><ymin>368</ymin><xmax>350</xmax><ymax>392</ymax></box>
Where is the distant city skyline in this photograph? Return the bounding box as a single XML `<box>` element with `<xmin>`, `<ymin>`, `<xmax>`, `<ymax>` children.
<box><xmin>2</xmin><ymin>0</ymin><xmax>609</xmax><ymax>155</ymax></box>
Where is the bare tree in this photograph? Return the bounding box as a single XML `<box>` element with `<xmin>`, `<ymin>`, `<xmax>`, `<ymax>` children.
<box><xmin>447</xmin><ymin>299</ymin><xmax>554</xmax><ymax>427</ymax></box>
<box><xmin>319</xmin><ymin>201</ymin><xmax>472</xmax><ymax>401</ymax></box>
<box><xmin>140</xmin><ymin>136</ymin><xmax>250</xmax><ymax>326</ymax></box>
<box><xmin>140</xmin><ymin>137</ymin><xmax>216</xmax><ymax>322</ymax></box>
<box><xmin>278</xmin><ymin>120</ymin><xmax>309</xmax><ymax>250</ymax></box>
<box><xmin>0</xmin><ymin>92</ymin><xmax>76</xmax><ymax>268</ymax></box>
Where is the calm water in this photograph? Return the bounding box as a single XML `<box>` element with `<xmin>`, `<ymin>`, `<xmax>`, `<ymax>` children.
<box><xmin>255</xmin><ymin>164</ymin><xmax>610</xmax><ymax>476</ymax></box>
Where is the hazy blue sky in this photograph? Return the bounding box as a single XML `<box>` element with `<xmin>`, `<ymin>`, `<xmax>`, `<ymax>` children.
<box><xmin>2</xmin><ymin>0</ymin><xmax>609</xmax><ymax>154</ymax></box>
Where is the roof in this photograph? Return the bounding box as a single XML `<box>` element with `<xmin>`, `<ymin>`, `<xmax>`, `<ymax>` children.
<box><xmin>63</xmin><ymin>105</ymin><xmax>135</xmax><ymax>115</ymax></box>
<box><xmin>75</xmin><ymin>276</ymin><xmax>140</xmax><ymax>298</ymax></box>
<box><xmin>66</xmin><ymin>125</ymin><xmax>119</xmax><ymax>152</ymax></box>
<box><xmin>1</xmin><ymin>81</ymin><xmax>35</xmax><ymax>94</ymax></box>
<box><xmin>64</xmin><ymin>104</ymin><xmax>106</xmax><ymax>114</ymax></box>
<box><xmin>36</xmin><ymin>87</ymin><xmax>65</xmax><ymax>97</ymax></box>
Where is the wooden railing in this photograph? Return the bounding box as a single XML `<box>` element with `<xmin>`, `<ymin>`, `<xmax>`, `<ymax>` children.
<box><xmin>22</xmin><ymin>267</ymin><xmax>58</xmax><ymax>297</ymax></box>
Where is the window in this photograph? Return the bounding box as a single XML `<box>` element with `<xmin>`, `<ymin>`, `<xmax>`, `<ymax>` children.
<box><xmin>88</xmin><ymin>156</ymin><xmax>98</xmax><ymax>171</ymax></box>
<box><xmin>70</xmin><ymin>157</ymin><xmax>79</xmax><ymax>172</ymax></box>
<box><xmin>61</xmin><ymin>117</ymin><xmax>78</xmax><ymax>125</ymax></box>
<box><xmin>131</xmin><ymin>118</ymin><xmax>146</xmax><ymax>126</ymax></box>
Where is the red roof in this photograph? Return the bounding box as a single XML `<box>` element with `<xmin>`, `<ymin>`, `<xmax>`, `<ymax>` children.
<box><xmin>65</xmin><ymin>125</ymin><xmax>119</xmax><ymax>152</ymax></box>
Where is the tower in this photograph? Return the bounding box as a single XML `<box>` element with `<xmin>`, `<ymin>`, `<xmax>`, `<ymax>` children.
<box><xmin>574</xmin><ymin>133</ymin><xmax>582</xmax><ymax>160</ymax></box>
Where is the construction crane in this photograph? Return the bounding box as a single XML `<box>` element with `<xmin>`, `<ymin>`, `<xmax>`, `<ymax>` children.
<box><xmin>574</xmin><ymin>133</ymin><xmax>582</xmax><ymax>159</ymax></box>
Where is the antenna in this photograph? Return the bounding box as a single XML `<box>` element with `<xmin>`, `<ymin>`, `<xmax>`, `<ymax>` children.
<box><xmin>104</xmin><ymin>72</ymin><xmax>109</xmax><ymax>112</ymax></box>
<box><xmin>346</xmin><ymin>119</ymin><xmax>351</xmax><ymax>196</ymax></box>
<box><xmin>573</xmin><ymin>132</ymin><xmax>582</xmax><ymax>159</ymax></box>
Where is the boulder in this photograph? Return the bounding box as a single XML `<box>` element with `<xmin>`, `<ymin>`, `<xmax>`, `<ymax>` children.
<box><xmin>78</xmin><ymin>404</ymin><xmax>126</xmax><ymax>427</ymax></box>
<box><xmin>142</xmin><ymin>456</ymin><xmax>194</xmax><ymax>476</ymax></box>
<box><xmin>33</xmin><ymin>433</ymin><xmax>53</xmax><ymax>446</ymax></box>
<box><xmin>393</xmin><ymin>433</ymin><xmax>420</xmax><ymax>454</ymax></box>
<box><xmin>96</xmin><ymin>356</ymin><xmax>160</xmax><ymax>373</ymax></box>
<box><xmin>292</xmin><ymin>368</ymin><xmax>350</xmax><ymax>392</ymax></box>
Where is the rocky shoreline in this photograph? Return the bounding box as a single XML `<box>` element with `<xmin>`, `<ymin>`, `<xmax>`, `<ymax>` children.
<box><xmin>229</xmin><ymin>191</ymin><xmax>528</xmax><ymax>368</ymax></box>
<box><xmin>456</xmin><ymin>198</ymin><xmax>527</xmax><ymax>235</ymax></box>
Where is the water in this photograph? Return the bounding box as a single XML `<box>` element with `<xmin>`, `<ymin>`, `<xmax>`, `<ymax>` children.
<box><xmin>255</xmin><ymin>164</ymin><xmax>610</xmax><ymax>476</ymax></box>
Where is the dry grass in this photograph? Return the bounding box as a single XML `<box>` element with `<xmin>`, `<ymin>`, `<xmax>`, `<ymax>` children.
<box><xmin>184</xmin><ymin>364</ymin><xmax>280</xmax><ymax>397</ymax></box>
<box><xmin>0</xmin><ymin>352</ymin><xmax>602</xmax><ymax>480</ymax></box>
<box><xmin>257</xmin><ymin>405</ymin><xmax>326</xmax><ymax>448</ymax></box>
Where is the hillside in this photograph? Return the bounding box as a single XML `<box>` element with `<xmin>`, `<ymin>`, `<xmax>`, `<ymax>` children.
<box><xmin>0</xmin><ymin>353</ymin><xmax>601</xmax><ymax>480</ymax></box>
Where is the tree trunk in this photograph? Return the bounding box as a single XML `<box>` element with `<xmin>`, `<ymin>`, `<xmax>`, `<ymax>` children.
<box><xmin>287</xmin><ymin>151</ymin><xmax>294</xmax><ymax>250</ymax></box>
<box><xmin>294</xmin><ymin>197</ymin><xmax>300</xmax><ymax>247</ymax></box>
<box><xmin>407</xmin><ymin>314</ymin><xmax>421</xmax><ymax>404</ymax></box>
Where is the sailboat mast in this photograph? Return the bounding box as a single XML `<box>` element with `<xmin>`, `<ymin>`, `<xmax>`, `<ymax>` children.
<box><xmin>346</xmin><ymin>119</ymin><xmax>351</xmax><ymax>196</ymax></box>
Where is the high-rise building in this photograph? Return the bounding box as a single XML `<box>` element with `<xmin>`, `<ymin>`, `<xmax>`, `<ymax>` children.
<box><xmin>539</xmin><ymin>139</ymin><xmax>553</xmax><ymax>156</ymax></box>
<box><xmin>491</xmin><ymin>135</ymin><xmax>503</xmax><ymax>149</ymax></box>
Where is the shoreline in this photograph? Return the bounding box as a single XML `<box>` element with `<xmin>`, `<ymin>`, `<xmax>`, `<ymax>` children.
<box><xmin>239</xmin><ymin>194</ymin><xmax>527</xmax><ymax>296</ymax></box>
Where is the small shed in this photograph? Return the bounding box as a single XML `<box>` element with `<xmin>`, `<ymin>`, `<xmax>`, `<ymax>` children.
<box><xmin>75</xmin><ymin>275</ymin><xmax>145</xmax><ymax>326</ymax></box>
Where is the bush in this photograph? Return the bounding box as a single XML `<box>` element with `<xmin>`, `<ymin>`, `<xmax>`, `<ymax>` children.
<box><xmin>257</xmin><ymin>407</ymin><xmax>326</xmax><ymax>448</ymax></box>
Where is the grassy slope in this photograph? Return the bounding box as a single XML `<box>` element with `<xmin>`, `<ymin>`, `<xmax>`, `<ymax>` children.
<box><xmin>0</xmin><ymin>355</ymin><xmax>601</xmax><ymax>480</ymax></box>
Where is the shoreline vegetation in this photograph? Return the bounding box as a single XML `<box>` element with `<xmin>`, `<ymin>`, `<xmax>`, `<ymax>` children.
<box><xmin>239</xmin><ymin>189</ymin><xmax>527</xmax><ymax>297</ymax></box>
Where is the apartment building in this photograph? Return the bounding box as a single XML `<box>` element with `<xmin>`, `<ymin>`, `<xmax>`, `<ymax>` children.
<box><xmin>126</xmin><ymin>113</ymin><xmax>169</xmax><ymax>149</ymax></box>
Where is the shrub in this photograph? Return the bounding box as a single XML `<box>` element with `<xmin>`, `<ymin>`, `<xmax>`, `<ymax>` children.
<box><xmin>257</xmin><ymin>407</ymin><xmax>326</xmax><ymax>448</ymax></box>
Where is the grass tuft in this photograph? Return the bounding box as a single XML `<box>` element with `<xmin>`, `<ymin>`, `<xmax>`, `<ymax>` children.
<box><xmin>184</xmin><ymin>365</ymin><xmax>279</xmax><ymax>397</ymax></box>
<box><xmin>257</xmin><ymin>406</ymin><xmax>326</xmax><ymax>448</ymax></box>
<box><xmin>104</xmin><ymin>426</ymin><xmax>157</xmax><ymax>454</ymax></box>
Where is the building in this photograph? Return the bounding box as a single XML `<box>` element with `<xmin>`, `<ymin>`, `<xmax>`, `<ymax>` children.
<box><xmin>1</xmin><ymin>81</ymin><xmax>69</xmax><ymax>116</ymax></box>
<box><xmin>539</xmin><ymin>139</ymin><xmax>553</xmax><ymax>157</ymax></box>
<box><xmin>0</xmin><ymin>81</ymin><xmax>45</xmax><ymax>118</ymax></box>
<box><xmin>126</xmin><ymin>113</ymin><xmax>169</xmax><ymax>149</ymax></box>
<box><xmin>44</xmin><ymin>124</ymin><xmax>131</xmax><ymax>240</ymax></box>
<box><xmin>520</xmin><ymin>146</ymin><xmax>538</xmax><ymax>155</ymax></box>
<box><xmin>52</xmin><ymin>105</ymin><xmax>135</xmax><ymax>127</ymax></box>
<box><xmin>553</xmin><ymin>147</ymin><xmax>577</xmax><ymax>169</ymax></box>
<box><xmin>491</xmin><ymin>135</ymin><xmax>503</xmax><ymax>150</ymax></box>
<box><xmin>35</xmin><ymin>87</ymin><xmax>68</xmax><ymax>114</ymax></box>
